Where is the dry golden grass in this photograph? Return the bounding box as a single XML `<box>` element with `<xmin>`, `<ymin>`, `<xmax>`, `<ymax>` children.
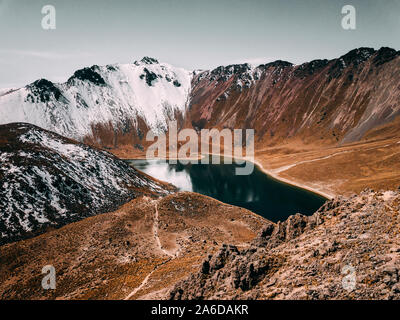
<box><xmin>0</xmin><ymin>193</ymin><xmax>266</xmax><ymax>300</ymax></box>
<box><xmin>254</xmin><ymin>137</ymin><xmax>400</xmax><ymax>197</ymax></box>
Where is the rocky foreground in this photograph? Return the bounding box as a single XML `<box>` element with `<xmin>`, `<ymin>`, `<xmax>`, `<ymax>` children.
<box><xmin>170</xmin><ymin>189</ymin><xmax>400</xmax><ymax>300</ymax></box>
<box><xmin>2</xmin><ymin>183</ymin><xmax>400</xmax><ymax>299</ymax></box>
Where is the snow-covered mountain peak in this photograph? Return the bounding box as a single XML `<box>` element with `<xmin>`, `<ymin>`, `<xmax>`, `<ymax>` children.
<box><xmin>134</xmin><ymin>56</ymin><xmax>160</xmax><ymax>65</ymax></box>
<box><xmin>0</xmin><ymin>59</ymin><xmax>192</xmax><ymax>141</ymax></box>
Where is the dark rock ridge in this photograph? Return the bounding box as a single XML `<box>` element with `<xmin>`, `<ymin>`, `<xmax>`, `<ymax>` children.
<box><xmin>68</xmin><ymin>65</ymin><xmax>106</xmax><ymax>86</ymax></box>
<box><xmin>140</xmin><ymin>68</ymin><xmax>159</xmax><ymax>86</ymax></box>
<box><xmin>170</xmin><ymin>189</ymin><xmax>400</xmax><ymax>300</ymax></box>
<box><xmin>26</xmin><ymin>79</ymin><xmax>63</xmax><ymax>103</ymax></box>
<box><xmin>373</xmin><ymin>47</ymin><xmax>400</xmax><ymax>65</ymax></box>
<box><xmin>0</xmin><ymin>123</ymin><xmax>173</xmax><ymax>245</ymax></box>
<box><xmin>137</xmin><ymin>56</ymin><xmax>159</xmax><ymax>65</ymax></box>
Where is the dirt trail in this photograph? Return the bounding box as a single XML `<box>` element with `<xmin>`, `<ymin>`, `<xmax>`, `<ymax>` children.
<box><xmin>124</xmin><ymin>200</ymin><xmax>176</xmax><ymax>300</ymax></box>
<box><xmin>272</xmin><ymin>150</ymin><xmax>351</xmax><ymax>173</ymax></box>
<box><xmin>124</xmin><ymin>258</ymin><xmax>172</xmax><ymax>300</ymax></box>
<box><xmin>153</xmin><ymin>201</ymin><xmax>176</xmax><ymax>257</ymax></box>
<box><xmin>124</xmin><ymin>268</ymin><xmax>156</xmax><ymax>300</ymax></box>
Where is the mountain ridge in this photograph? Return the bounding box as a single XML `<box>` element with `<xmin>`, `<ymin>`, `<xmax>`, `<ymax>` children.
<box><xmin>1</xmin><ymin>47</ymin><xmax>399</xmax><ymax>150</ymax></box>
<box><xmin>0</xmin><ymin>48</ymin><xmax>400</xmax><ymax>300</ymax></box>
<box><xmin>0</xmin><ymin>57</ymin><xmax>192</xmax><ymax>144</ymax></box>
<box><xmin>0</xmin><ymin>122</ymin><xmax>174</xmax><ymax>245</ymax></box>
<box><xmin>187</xmin><ymin>46</ymin><xmax>400</xmax><ymax>146</ymax></box>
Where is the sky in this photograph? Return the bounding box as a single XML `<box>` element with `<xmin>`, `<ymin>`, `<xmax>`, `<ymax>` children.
<box><xmin>0</xmin><ymin>0</ymin><xmax>399</xmax><ymax>88</ymax></box>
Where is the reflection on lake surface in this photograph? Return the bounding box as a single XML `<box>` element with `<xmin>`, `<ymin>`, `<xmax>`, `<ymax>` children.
<box><xmin>127</xmin><ymin>157</ymin><xmax>326</xmax><ymax>222</ymax></box>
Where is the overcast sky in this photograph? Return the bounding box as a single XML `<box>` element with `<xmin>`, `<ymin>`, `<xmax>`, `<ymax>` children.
<box><xmin>0</xmin><ymin>0</ymin><xmax>399</xmax><ymax>88</ymax></box>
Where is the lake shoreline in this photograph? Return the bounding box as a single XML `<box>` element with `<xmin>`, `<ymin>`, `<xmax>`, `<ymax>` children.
<box><xmin>125</xmin><ymin>152</ymin><xmax>334</xmax><ymax>201</ymax></box>
<box><xmin>217</xmin><ymin>154</ymin><xmax>334</xmax><ymax>200</ymax></box>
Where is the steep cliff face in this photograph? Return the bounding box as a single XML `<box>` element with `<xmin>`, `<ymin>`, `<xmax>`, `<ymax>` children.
<box><xmin>187</xmin><ymin>47</ymin><xmax>400</xmax><ymax>146</ymax></box>
<box><xmin>0</xmin><ymin>57</ymin><xmax>192</xmax><ymax>149</ymax></box>
<box><xmin>0</xmin><ymin>123</ymin><xmax>173</xmax><ymax>245</ymax></box>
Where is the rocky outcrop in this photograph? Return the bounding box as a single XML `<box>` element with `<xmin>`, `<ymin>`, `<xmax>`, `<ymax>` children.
<box><xmin>68</xmin><ymin>65</ymin><xmax>106</xmax><ymax>86</ymax></box>
<box><xmin>170</xmin><ymin>189</ymin><xmax>400</xmax><ymax>300</ymax></box>
<box><xmin>170</xmin><ymin>244</ymin><xmax>283</xmax><ymax>300</ymax></box>
<box><xmin>253</xmin><ymin>213</ymin><xmax>316</xmax><ymax>248</ymax></box>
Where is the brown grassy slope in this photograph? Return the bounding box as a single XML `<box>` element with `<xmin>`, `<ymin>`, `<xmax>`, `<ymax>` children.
<box><xmin>0</xmin><ymin>192</ymin><xmax>266</xmax><ymax>300</ymax></box>
<box><xmin>255</xmin><ymin>131</ymin><xmax>400</xmax><ymax>197</ymax></box>
<box><xmin>187</xmin><ymin>49</ymin><xmax>400</xmax><ymax>147</ymax></box>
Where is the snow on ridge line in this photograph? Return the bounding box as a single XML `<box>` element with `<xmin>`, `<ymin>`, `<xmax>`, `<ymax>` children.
<box><xmin>0</xmin><ymin>58</ymin><xmax>193</xmax><ymax>141</ymax></box>
<box><xmin>0</xmin><ymin>123</ymin><xmax>170</xmax><ymax>245</ymax></box>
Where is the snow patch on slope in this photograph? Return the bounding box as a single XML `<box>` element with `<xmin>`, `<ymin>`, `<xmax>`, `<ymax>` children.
<box><xmin>0</xmin><ymin>123</ymin><xmax>170</xmax><ymax>245</ymax></box>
